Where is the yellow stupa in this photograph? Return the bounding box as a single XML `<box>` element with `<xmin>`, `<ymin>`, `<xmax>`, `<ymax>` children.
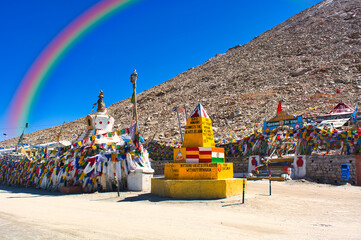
<box><xmin>173</xmin><ymin>104</ymin><xmax>224</xmax><ymax>164</ymax></box>
<box><xmin>151</xmin><ymin>104</ymin><xmax>245</xmax><ymax>199</ymax></box>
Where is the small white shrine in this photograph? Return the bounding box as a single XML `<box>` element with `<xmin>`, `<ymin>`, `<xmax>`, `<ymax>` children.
<box><xmin>77</xmin><ymin>90</ymin><xmax>115</xmax><ymax>142</ymax></box>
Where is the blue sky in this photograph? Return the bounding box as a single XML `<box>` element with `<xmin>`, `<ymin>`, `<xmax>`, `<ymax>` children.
<box><xmin>0</xmin><ymin>0</ymin><xmax>322</xmax><ymax>139</ymax></box>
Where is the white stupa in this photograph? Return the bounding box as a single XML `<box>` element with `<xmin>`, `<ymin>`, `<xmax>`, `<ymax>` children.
<box><xmin>77</xmin><ymin>90</ymin><xmax>115</xmax><ymax>141</ymax></box>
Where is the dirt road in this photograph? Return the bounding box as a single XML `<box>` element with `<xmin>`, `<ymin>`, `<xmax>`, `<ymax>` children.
<box><xmin>0</xmin><ymin>180</ymin><xmax>360</xmax><ymax>240</ymax></box>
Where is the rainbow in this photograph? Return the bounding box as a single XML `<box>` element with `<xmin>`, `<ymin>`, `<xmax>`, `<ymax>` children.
<box><xmin>7</xmin><ymin>0</ymin><xmax>140</xmax><ymax>135</ymax></box>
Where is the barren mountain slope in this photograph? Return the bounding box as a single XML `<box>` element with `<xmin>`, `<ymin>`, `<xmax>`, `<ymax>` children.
<box><xmin>3</xmin><ymin>0</ymin><xmax>361</xmax><ymax>146</ymax></box>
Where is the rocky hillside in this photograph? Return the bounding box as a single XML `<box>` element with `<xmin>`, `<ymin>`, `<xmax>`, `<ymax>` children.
<box><xmin>2</xmin><ymin>0</ymin><xmax>361</xmax><ymax>147</ymax></box>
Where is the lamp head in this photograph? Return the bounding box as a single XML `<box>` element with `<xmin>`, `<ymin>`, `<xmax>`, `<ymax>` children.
<box><xmin>130</xmin><ymin>69</ymin><xmax>137</xmax><ymax>84</ymax></box>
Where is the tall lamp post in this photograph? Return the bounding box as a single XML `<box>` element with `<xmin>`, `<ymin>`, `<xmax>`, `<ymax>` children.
<box><xmin>130</xmin><ymin>69</ymin><xmax>138</xmax><ymax>128</ymax></box>
<box><xmin>15</xmin><ymin>122</ymin><xmax>28</xmax><ymax>151</ymax></box>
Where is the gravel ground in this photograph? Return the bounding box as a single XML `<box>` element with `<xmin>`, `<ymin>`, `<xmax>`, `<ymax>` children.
<box><xmin>0</xmin><ymin>179</ymin><xmax>360</xmax><ymax>240</ymax></box>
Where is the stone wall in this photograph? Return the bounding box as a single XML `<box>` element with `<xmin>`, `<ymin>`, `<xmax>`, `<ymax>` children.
<box><xmin>306</xmin><ymin>154</ymin><xmax>356</xmax><ymax>185</ymax></box>
<box><xmin>151</xmin><ymin>160</ymin><xmax>171</xmax><ymax>175</ymax></box>
<box><xmin>225</xmin><ymin>157</ymin><xmax>249</xmax><ymax>173</ymax></box>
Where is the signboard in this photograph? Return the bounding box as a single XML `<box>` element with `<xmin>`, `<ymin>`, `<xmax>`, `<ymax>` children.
<box><xmin>173</xmin><ymin>148</ymin><xmax>186</xmax><ymax>162</ymax></box>
<box><xmin>183</xmin><ymin>117</ymin><xmax>215</xmax><ymax>147</ymax></box>
<box><xmin>263</xmin><ymin>116</ymin><xmax>303</xmax><ymax>131</ymax></box>
<box><xmin>164</xmin><ymin>163</ymin><xmax>233</xmax><ymax>179</ymax></box>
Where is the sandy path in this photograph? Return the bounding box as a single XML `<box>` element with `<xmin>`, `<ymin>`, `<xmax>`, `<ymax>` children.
<box><xmin>0</xmin><ymin>180</ymin><xmax>360</xmax><ymax>240</ymax></box>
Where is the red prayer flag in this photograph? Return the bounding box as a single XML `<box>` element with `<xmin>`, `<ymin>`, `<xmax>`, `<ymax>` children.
<box><xmin>277</xmin><ymin>101</ymin><xmax>282</xmax><ymax>113</ymax></box>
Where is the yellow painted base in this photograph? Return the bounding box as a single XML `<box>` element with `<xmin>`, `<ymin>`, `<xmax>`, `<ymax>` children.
<box><xmin>151</xmin><ymin>177</ymin><xmax>246</xmax><ymax>199</ymax></box>
<box><xmin>165</xmin><ymin>163</ymin><xmax>233</xmax><ymax>179</ymax></box>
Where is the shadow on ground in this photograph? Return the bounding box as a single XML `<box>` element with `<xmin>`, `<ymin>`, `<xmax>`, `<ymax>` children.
<box><xmin>222</xmin><ymin>202</ymin><xmax>245</xmax><ymax>207</ymax></box>
<box><xmin>117</xmin><ymin>193</ymin><xmax>171</xmax><ymax>202</ymax></box>
<box><xmin>0</xmin><ymin>184</ymin><xmax>66</xmax><ymax>197</ymax></box>
<box><xmin>117</xmin><ymin>193</ymin><xmax>225</xmax><ymax>203</ymax></box>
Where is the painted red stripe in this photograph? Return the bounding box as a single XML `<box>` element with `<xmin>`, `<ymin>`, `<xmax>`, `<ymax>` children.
<box><xmin>186</xmin><ymin>147</ymin><xmax>199</xmax><ymax>151</ymax></box>
<box><xmin>186</xmin><ymin>155</ymin><xmax>199</xmax><ymax>159</ymax></box>
<box><xmin>199</xmin><ymin>151</ymin><xmax>212</xmax><ymax>155</ymax></box>
<box><xmin>199</xmin><ymin>159</ymin><xmax>212</xmax><ymax>163</ymax></box>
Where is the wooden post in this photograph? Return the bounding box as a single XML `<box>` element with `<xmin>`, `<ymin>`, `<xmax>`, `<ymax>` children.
<box><xmin>242</xmin><ymin>175</ymin><xmax>246</xmax><ymax>204</ymax></box>
<box><xmin>269</xmin><ymin>171</ymin><xmax>272</xmax><ymax>196</ymax></box>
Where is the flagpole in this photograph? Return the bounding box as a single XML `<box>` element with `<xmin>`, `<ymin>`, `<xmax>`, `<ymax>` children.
<box><xmin>56</xmin><ymin>121</ymin><xmax>65</xmax><ymax>143</ymax></box>
<box><xmin>173</xmin><ymin>106</ymin><xmax>184</xmax><ymax>142</ymax></box>
<box><xmin>130</xmin><ymin>70</ymin><xmax>138</xmax><ymax>130</ymax></box>
<box><xmin>15</xmin><ymin>123</ymin><xmax>28</xmax><ymax>152</ymax></box>
<box><xmin>184</xmin><ymin>104</ymin><xmax>188</xmax><ymax>120</ymax></box>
